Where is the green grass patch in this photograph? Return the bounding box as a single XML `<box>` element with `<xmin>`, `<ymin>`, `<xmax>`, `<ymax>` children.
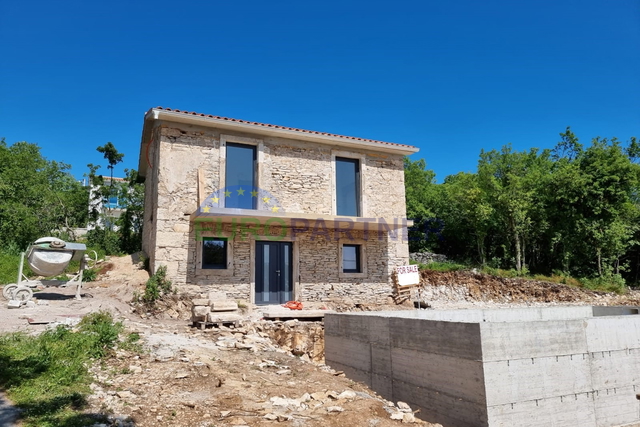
<box><xmin>0</xmin><ymin>250</ymin><xmax>33</xmax><ymax>285</ymax></box>
<box><xmin>0</xmin><ymin>311</ymin><xmax>125</xmax><ymax>427</ymax></box>
<box><xmin>422</xmin><ymin>261</ymin><xmax>469</xmax><ymax>272</ymax></box>
<box><xmin>0</xmin><ymin>250</ymin><xmax>21</xmax><ymax>285</ymax></box>
<box><xmin>481</xmin><ymin>266</ymin><xmax>523</xmax><ymax>278</ymax></box>
<box><xmin>579</xmin><ymin>274</ymin><xmax>627</xmax><ymax>294</ymax></box>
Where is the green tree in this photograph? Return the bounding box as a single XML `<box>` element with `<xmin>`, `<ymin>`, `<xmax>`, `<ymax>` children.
<box><xmin>477</xmin><ymin>145</ymin><xmax>552</xmax><ymax>272</ymax></box>
<box><xmin>117</xmin><ymin>169</ymin><xmax>145</xmax><ymax>253</ymax></box>
<box><xmin>403</xmin><ymin>157</ymin><xmax>440</xmax><ymax>252</ymax></box>
<box><xmin>96</xmin><ymin>142</ymin><xmax>124</xmax><ymax>187</ymax></box>
<box><xmin>573</xmin><ymin>138</ymin><xmax>639</xmax><ymax>276</ymax></box>
<box><xmin>96</xmin><ymin>142</ymin><xmax>124</xmax><ymax>231</ymax></box>
<box><xmin>440</xmin><ymin>173</ymin><xmax>494</xmax><ymax>264</ymax></box>
<box><xmin>0</xmin><ymin>139</ymin><xmax>88</xmax><ymax>248</ymax></box>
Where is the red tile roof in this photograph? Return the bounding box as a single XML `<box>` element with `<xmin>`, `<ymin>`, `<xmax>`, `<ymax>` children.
<box><xmin>151</xmin><ymin>107</ymin><xmax>416</xmax><ymax>150</ymax></box>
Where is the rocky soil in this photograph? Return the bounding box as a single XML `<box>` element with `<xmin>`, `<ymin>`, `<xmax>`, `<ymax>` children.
<box><xmin>419</xmin><ymin>269</ymin><xmax>640</xmax><ymax>308</ymax></box>
<box><xmin>87</xmin><ymin>320</ymin><xmax>429</xmax><ymax>427</ymax></box>
<box><xmin>2</xmin><ymin>254</ymin><xmax>639</xmax><ymax>427</ymax></box>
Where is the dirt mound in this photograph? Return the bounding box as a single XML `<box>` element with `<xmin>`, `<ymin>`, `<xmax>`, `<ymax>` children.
<box><xmin>419</xmin><ymin>269</ymin><xmax>640</xmax><ymax>306</ymax></box>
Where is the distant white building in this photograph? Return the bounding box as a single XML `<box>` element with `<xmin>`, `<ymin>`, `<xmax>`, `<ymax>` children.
<box><xmin>88</xmin><ymin>176</ymin><xmax>126</xmax><ymax>230</ymax></box>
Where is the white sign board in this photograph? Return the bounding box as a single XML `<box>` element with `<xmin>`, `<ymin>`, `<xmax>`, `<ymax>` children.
<box><xmin>396</xmin><ymin>264</ymin><xmax>420</xmax><ymax>286</ymax></box>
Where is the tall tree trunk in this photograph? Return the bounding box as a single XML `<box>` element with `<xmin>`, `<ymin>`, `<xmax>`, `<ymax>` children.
<box><xmin>597</xmin><ymin>248</ymin><xmax>602</xmax><ymax>276</ymax></box>
<box><xmin>522</xmin><ymin>237</ymin><xmax>526</xmax><ymax>272</ymax></box>
<box><xmin>477</xmin><ymin>235</ymin><xmax>486</xmax><ymax>265</ymax></box>
<box><xmin>514</xmin><ymin>231</ymin><xmax>522</xmax><ymax>273</ymax></box>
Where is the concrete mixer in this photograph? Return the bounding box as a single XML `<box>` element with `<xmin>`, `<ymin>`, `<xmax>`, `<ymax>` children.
<box><xmin>2</xmin><ymin>237</ymin><xmax>90</xmax><ymax>302</ymax></box>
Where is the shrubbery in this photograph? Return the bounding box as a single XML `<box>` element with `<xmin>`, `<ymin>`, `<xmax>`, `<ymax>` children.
<box><xmin>137</xmin><ymin>265</ymin><xmax>174</xmax><ymax>306</ymax></box>
<box><xmin>0</xmin><ymin>311</ymin><xmax>127</xmax><ymax>426</ymax></box>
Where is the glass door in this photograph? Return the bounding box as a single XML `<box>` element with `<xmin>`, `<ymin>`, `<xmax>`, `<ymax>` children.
<box><xmin>255</xmin><ymin>241</ymin><xmax>293</xmax><ymax>304</ymax></box>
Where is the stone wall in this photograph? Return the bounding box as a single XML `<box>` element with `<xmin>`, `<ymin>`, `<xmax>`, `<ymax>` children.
<box><xmin>141</xmin><ymin>125</ymin><xmax>162</xmax><ymax>270</ymax></box>
<box><xmin>184</xmin><ymin>222</ymin><xmax>401</xmax><ymax>303</ymax></box>
<box><xmin>409</xmin><ymin>252</ymin><xmax>448</xmax><ymax>265</ymax></box>
<box><xmin>144</xmin><ymin>121</ymin><xmax>410</xmax><ymax>303</ymax></box>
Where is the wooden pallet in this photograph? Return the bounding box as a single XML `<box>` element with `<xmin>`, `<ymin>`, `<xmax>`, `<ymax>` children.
<box><xmin>393</xmin><ymin>271</ymin><xmax>421</xmax><ymax>302</ymax></box>
<box><xmin>193</xmin><ymin>320</ymin><xmax>240</xmax><ymax>330</ymax></box>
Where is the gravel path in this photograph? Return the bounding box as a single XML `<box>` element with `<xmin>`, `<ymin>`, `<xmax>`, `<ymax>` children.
<box><xmin>0</xmin><ymin>393</ymin><xmax>20</xmax><ymax>426</ymax></box>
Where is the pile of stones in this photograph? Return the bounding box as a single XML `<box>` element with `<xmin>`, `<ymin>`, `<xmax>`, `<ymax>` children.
<box><xmin>190</xmin><ymin>292</ymin><xmax>241</xmax><ymax>326</ymax></box>
<box><xmin>409</xmin><ymin>252</ymin><xmax>448</xmax><ymax>265</ymax></box>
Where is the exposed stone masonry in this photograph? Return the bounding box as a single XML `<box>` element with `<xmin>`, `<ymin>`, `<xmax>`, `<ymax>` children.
<box><xmin>142</xmin><ymin>120</ymin><xmax>411</xmax><ymax>304</ymax></box>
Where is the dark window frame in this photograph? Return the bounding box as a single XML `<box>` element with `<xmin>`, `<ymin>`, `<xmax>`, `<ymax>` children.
<box><xmin>335</xmin><ymin>157</ymin><xmax>361</xmax><ymax>217</ymax></box>
<box><xmin>342</xmin><ymin>244</ymin><xmax>361</xmax><ymax>273</ymax></box>
<box><xmin>202</xmin><ymin>237</ymin><xmax>228</xmax><ymax>269</ymax></box>
<box><xmin>225</xmin><ymin>142</ymin><xmax>257</xmax><ymax>209</ymax></box>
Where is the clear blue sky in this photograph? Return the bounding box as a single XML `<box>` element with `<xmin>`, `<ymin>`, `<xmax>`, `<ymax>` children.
<box><xmin>1</xmin><ymin>0</ymin><xmax>638</xmax><ymax>182</ymax></box>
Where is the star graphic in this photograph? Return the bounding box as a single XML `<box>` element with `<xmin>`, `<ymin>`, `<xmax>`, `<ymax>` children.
<box><xmin>237</xmin><ymin>188</ymin><xmax>245</xmax><ymax>196</ymax></box>
<box><xmin>211</xmin><ymin>197</ymin><xmax>219</xmax><ymax>203</ymax></box>
<box><xmin>271</xmin><ymin>206</ymin><xmax>280</xmax><ymax>213</ymax></box>
<box><xmin>262</xmin><ymin>197</ymin><xmax>270</xmax><ymax>204</ymax></box>
<box><xmin>250</xmin><ymin>190</ymin><xmax>259</xmax><ymax>197</ymax></box>
<box><xmin>224</xmin><ymin>190</ymin><xmax>232</xmax><ymax>198</ymax></box>
<box><xmin>202</xmin><ymin>206</ymin><xmax>211</xmax><ymax>213</ymax></box>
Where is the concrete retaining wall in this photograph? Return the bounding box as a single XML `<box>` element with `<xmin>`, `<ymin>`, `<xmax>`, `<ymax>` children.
<box><xmin>324</xmin><ymin>307</ymin><xmax>640</xmax><ymax>427</ymax></box>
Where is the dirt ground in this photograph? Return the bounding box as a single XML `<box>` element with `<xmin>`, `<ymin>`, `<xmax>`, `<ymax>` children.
<box><xmin>2</xmin><ymin>255</ymin><xmax>640</xmax><ymax>427</ymax></box>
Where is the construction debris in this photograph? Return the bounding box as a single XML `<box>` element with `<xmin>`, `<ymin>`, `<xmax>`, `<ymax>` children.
<box><xmin>190</xmin><ymin>293</ymin><xmax>242</xmax><ymax>329</ymax></box>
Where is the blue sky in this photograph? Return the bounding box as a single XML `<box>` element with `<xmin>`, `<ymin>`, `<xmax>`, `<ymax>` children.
<box><xmin>1</xmin><ymin>0</ymin><xmax>638</xmax><ymax>182</ymax></box>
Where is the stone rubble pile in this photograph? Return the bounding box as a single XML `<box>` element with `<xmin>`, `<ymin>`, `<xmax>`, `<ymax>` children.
<box><xmin>409</xmin><ymin>252</ymin><xmax>448</xmax><ymax>265</ymax></box>
<box><xmin>190</xmin><ymin>318</ymin><xmax>324</xmax><ymax>362</ymax></box>
<box><xmin>257</xmin><ymin>390</ymin><xmax>428</xmax><ymax>424</ymax></box>
<box><xmin>256</xmin><ymin>319</ymin><xmax>325</xmax><ymax>363</ymax></box>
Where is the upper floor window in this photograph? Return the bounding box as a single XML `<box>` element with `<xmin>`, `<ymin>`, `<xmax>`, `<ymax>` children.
<box><xmin>226</xmin><ymin>143</ymin><xmax>256</xmax><ymax>209</ymax></box>
<box><xmin>335</xmin><ymin>157</ymin><xmax>360</xmax><ymax>216</ymax></box>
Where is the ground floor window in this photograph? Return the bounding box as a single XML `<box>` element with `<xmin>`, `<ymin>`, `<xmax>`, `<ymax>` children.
<box><xmin>342</xmin><ymin>244</ymin><xmax>361</xmax><ymax>273</ymax></box>
<box><xmin>202</xmin><ymin>237</ymin><xmax>227</xmax><ymax>269</ymax></box>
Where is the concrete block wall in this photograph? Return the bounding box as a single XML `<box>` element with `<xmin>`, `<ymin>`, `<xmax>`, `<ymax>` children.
<box><xmin>325</xmin><ymin>307</ymin><xmax>640</xmax><ymax>427</ymax></box>
<box><xmin>325</xmin><ymin>313</ymin><xmax>488</xmax><ymax>427</ymax></box>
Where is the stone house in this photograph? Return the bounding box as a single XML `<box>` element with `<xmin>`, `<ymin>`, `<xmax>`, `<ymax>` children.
<box><xmin>137</xmin><ymin>107</ymin><xmax>418</xmax><ymax>305</ymax></box>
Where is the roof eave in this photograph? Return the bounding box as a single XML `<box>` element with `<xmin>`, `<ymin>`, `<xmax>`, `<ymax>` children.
<box><xmin>150</xmin><ymin>109</ymin><xmax>419</xmax><ymax>156</ymax></box>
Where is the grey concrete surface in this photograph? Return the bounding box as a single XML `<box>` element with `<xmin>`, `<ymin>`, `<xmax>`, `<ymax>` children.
<box><xmin>325</xmin><ymin>306</ymin><xmax>640</xmax><ymax>427</ymax></box>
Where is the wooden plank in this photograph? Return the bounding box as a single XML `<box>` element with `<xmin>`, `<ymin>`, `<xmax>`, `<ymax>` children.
<box><xmin>261</xmin><ymin>309</ymin><xmax>334</xmax><ymax>320</ymax></box>
<box><xmin>197</xmin><ymin>168</ymin><xmax>205</xmax><ymax>206</ymax></box>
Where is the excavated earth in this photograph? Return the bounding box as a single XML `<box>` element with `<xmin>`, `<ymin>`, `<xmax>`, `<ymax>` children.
<box><xmin>1</xmin><ymin>255</ymin><xmax>639</xmax><ymax>427</ymax></box>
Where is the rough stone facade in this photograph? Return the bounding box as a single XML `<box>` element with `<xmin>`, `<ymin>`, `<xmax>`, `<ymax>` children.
<box><xmin>138</xmin><ymin>108</ymin><xmax>417</xmax><ymax>304</ymax></box>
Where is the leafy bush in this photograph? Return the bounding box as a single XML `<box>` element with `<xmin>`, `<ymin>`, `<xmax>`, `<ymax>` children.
<box><xmin>81</xmin><ymin>268</ymin><xmax>97</xmax><ymax>282</ymax></box>
<box><xmin>86</xmin><ymin>228</ymin><xmax>121</xmax><ymax>255</ymax></box>
<box><xmin>580</xmin><ymin>274</ymin><xmax>627</xmax><ymax>294</ymax></box>
<box><xmin>78</xmin><ymin>311</ymin><xmax>123</xmax><ymax>357</ymax></box>
<box><xmin>140</xmin><ymin>265</ymin><xmax>173</xmax><ymax>305</ymax></box>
